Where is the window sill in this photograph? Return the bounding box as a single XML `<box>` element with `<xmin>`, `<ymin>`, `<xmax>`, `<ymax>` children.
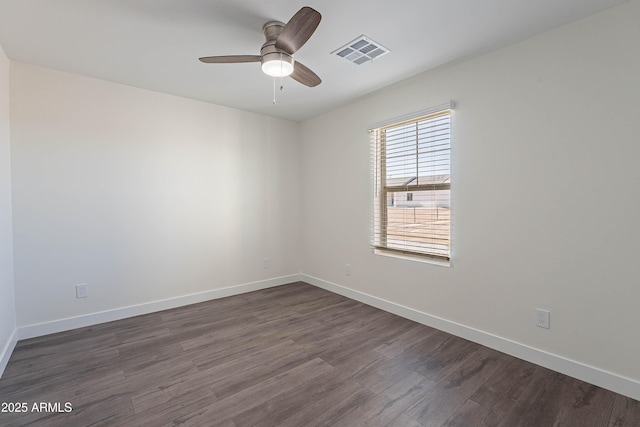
<box><xmin>373</xmin><ymin>248</ymin><xmax>451</xmax><ymax>268</ymax></box>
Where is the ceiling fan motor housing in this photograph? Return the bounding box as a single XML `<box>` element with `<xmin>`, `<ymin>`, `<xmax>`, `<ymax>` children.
<box><xmin>261</xmin><ymin>21</ymin><xmax>294</xmax><ymax>76</ymax></box>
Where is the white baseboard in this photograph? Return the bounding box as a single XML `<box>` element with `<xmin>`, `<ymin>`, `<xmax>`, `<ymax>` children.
<box><xmin>0</xmin><ymin>328</ymin><xmax>18</xmax><ymax>379</ymax></box>
<box><xmin>302</xmin><ymin>274</ymin><xmax>640</xmax><ymax>402</ymax></box>
<box><xmin>18</xmin><ymin>274</ymin><xmax>303</xmax><ymax>340</ymax></box>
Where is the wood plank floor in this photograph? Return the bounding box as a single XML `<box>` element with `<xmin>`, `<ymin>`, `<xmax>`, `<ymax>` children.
<box><xmin>0</xmin><ymin>282</ymin><xmax>638</xmax><ymax>426</ymax></box>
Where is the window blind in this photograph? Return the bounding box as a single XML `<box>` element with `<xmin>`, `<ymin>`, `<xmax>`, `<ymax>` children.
<box><xmin>370</xmin><ymin>105</ymin><xmax>452</xmax><ymax>261</ymax></box>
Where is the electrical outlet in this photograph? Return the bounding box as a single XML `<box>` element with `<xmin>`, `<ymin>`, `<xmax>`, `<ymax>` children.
<box><xmin>76</xmin><ymin>283</ymin><xmax>88</xmax><ymax>299</ymax></box>
<box><xmin>345</xmin><ymin>264</ymin><xmax>352</xmax><ymax>276</ymax></box>
<box><xmin>263</xmin><ymin>258</ymin><xmax>270</xmax><ymax>269</ymax></box>
<box><xmin>536</xmin><ymin>309</ymin><xmax>550</xmax><ymax>329</ymax></box>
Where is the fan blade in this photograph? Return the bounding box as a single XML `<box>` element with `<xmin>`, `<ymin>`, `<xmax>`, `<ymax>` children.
<box><xmin>199</xmin><ymin>55</ymin><xmax>261</xmax><ymax>63</ymax></box>
<box><xmin>290</xmin><ymin>61</ymin><xmax>321</xmax><ymax>87</ymax></box>
<box><xmin>275</xmin><ymin>7</ymin><xmax>321</xmax><ymax>55</ymax></box>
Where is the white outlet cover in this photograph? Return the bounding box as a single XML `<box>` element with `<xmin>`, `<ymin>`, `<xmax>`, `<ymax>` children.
<box><xmin>536</xmin><ymin>308</ymin><xmax>550</xmax><ymax>329</ymax></box>
<box><xmin>76</xmin><ymin>284</ymin><xmax>88</xmax><ymax>299</ymax></box>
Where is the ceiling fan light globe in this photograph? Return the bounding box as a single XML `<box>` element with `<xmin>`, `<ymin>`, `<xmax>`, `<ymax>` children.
<box><xmin>261</xmin><ymin>54</ymin><xmax>294</xmax><ymax>77</ymax></box>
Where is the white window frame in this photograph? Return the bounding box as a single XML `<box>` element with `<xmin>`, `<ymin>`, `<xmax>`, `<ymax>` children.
<box><xmin>370</xmin><ymin>102</ymin><xmax>454</xmax><ymax>264</ymax></box>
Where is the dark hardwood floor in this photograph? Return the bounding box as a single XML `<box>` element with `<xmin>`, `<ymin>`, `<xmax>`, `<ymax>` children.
<box><xmin>0</xmin><ymin>282</ymin><xmax>638</xmax><ymax>426</ymax></box>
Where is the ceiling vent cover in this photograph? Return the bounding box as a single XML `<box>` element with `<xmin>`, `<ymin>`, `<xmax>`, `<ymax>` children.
<box><xmin>332</xmin><ymin>35</ymin><xmax>389</xmax><ymax>65</ymax></box>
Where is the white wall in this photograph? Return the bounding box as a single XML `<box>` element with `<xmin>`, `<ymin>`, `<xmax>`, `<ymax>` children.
<box><xmin>0</xmin><ymin>44</ymin><xmax>16</xmax><ymax>373</ymax></box>
<box><xmin>10</xmin><ymin>62</ymin><xmax>301</xmax><ymax>328</ymax></box>
<box><xmin>300</xmin><ymin>0</ymin><xmax>640</xmax><ymax>388</ymax></box>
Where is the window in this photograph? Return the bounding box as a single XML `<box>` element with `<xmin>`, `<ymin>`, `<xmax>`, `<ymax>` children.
<box><xmin>370</xmin><ymin>103</ymin><xmax>452</xmax><ymax>261</ymax></box>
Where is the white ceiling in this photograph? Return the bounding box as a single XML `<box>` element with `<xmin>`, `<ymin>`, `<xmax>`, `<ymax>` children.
<box><xmin>0</xmin><ymin>0</ymin><xmax>627</xmax><ymax>122</ymax></box>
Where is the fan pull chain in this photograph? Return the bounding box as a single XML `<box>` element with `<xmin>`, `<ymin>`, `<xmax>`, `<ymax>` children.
<box><xmin>280</xmin><ymin>55</ymin><xmax>284</xmax><ymax>91</ymax></box>
<box><xmin>272</xmin><ymin>54</ymin><xmax>287</xmax><ymax>105</ymax></box>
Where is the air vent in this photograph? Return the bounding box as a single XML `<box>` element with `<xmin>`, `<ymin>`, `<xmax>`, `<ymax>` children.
<box><xmin>332</xmin><ymin>35</ymin><xmax>389</xmax><ymax>65</ymax></box>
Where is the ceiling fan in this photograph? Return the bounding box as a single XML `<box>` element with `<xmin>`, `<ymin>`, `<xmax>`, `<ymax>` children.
<box><xmin>199</xmin><ymin>6</ymin><xmax>322</xmax><ymax>87</ymax></box>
